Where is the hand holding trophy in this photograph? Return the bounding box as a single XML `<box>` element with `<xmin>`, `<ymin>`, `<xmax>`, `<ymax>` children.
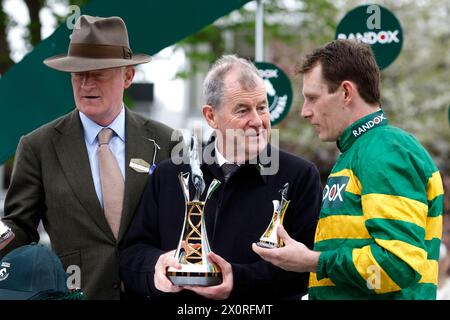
<box><xmin>256</xmin><ymin>183</ymin><xmax>290</xmax><ymax>249</ymax></box>
<box><xmin>166</xmin><ymin>136</ymin><xmax>222</xmax><ymax>286</ymax></box>
<box><xmin>0</xmin><ymin>220</ymin><xmax>14</xmax><ymax>250</ymax></box>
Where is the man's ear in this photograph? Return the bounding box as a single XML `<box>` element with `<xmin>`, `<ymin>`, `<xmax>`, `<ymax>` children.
<box><xmin>341</xmin><ymin>80</ymin><xmax>356</xmax><ymax>104</ymax></box>
<box><xmin>202</xmin><ymin>105</ymin><xmax>218</xmax><ymax>129</ymax></box>
<box><xmin>123</xmin><ymin>66</ymin><xmax>135</xmax><ymax>88</ymax></box>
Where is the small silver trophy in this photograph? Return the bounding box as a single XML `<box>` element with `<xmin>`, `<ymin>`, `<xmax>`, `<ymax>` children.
<box><xmin>0</xmin><ymin>220</ymin><xmax>14</xmax><ymax>249</ymax></box>
<box><xmin>167</xmin><ymin>136</ymin><xmax>222</xmax><ymax>286</ymax></box>
<box><xmin>256</xmin><ymin>183</ymin><xmax>290</xmax><ymax>249</ymax></box>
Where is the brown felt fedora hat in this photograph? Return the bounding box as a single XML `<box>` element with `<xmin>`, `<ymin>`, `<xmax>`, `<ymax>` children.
<box><xmin>44</xmin><ymin>15</ymin><xmax>151</xmax><ymax>72</ymax></box>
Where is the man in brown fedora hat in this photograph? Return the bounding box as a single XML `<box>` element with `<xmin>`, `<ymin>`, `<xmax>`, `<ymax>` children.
<box><xmin>1</xmin><ymin>15</ymin><xmax>180</xmax><ymax>300</ymax></box>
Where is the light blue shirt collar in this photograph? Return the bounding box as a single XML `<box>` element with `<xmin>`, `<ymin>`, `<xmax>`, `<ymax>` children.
<box><xmin>79</xmin><ymin>106</ymin><xmax>126</xmax><ymax>145</ymax></box>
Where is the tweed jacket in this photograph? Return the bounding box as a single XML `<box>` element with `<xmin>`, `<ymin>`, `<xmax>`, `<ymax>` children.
<box><xmin>2</xmin><ymin>108</ymin><xmax>179</xmax><ymax>299</ymax></box>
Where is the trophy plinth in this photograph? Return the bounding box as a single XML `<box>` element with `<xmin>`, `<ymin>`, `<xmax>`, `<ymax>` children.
<box><xmin>168</xmin><ymin>274</ymin><xmax>222</xmax><ymax>287</ymax></box>
<box><xmin>256</xmin><ymin>183</ymin><xmax>290</xmax><ymax>249</ymax></box>
<box><xmin>167</xmin><ymin>256</ymin><xmax>222</xmax><ymax>286</ymax></box>
<box><xmin>167</xmin><ymin>136</ymin><xmax>222</xmax><ymax>287</ymax></box>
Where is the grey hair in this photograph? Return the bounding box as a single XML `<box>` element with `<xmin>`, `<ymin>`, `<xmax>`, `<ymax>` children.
<box><xmin>203</xmin><ymin>54</ymin><xmax>261</xmax><ymax>108</ymax></box>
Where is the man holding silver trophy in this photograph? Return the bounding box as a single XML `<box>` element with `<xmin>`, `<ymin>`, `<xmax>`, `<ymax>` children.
<box><xmin>119</xmin><ymin>55</ymin><xmax>322</xmax><ymax>301</ymax></box>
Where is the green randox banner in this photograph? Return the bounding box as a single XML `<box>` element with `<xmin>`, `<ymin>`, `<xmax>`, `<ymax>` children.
<box><xmin>336</xmin><ymin>4</ymin><xmax>403</xmax><ymax>70</ymax></box>
<box><xmin>0</xmin><ymin>0</ymin><xmax>251</xmax><ymax>164</ymax></box>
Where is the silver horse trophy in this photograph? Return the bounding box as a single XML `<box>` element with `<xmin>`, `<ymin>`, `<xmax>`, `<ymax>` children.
<box><xmin>167</xmin><ymin>136</ymin><xmax>222</xmax><ymax>286</ymax></box>
<box><xmin>256</xmin><ymin>183</ymin><xmax>290</xmax><ymax>248</ymax></box>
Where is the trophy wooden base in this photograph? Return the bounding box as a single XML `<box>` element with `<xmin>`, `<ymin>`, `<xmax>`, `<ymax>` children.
<box><xmin>167</xmin><ymin>271</ymin><xmax>222</xmax><ymax>287</ymax></box>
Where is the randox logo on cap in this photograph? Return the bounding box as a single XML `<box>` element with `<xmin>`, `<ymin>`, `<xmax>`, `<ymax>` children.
<box><xmin>0</xmin><ymin>262</ymin><xmax>10</xmax><ymax>281</ymax></box>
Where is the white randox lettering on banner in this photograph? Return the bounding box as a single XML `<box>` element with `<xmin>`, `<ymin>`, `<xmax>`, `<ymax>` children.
<box><xmin>337</xmin><ymin>30</ymin><xmax>400</xmax><ymax>44</ymax></box>
<box><xmin>352</xmin><ymin>114</ymin><xmax>386</xmax><ymax>137</ymax></box>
